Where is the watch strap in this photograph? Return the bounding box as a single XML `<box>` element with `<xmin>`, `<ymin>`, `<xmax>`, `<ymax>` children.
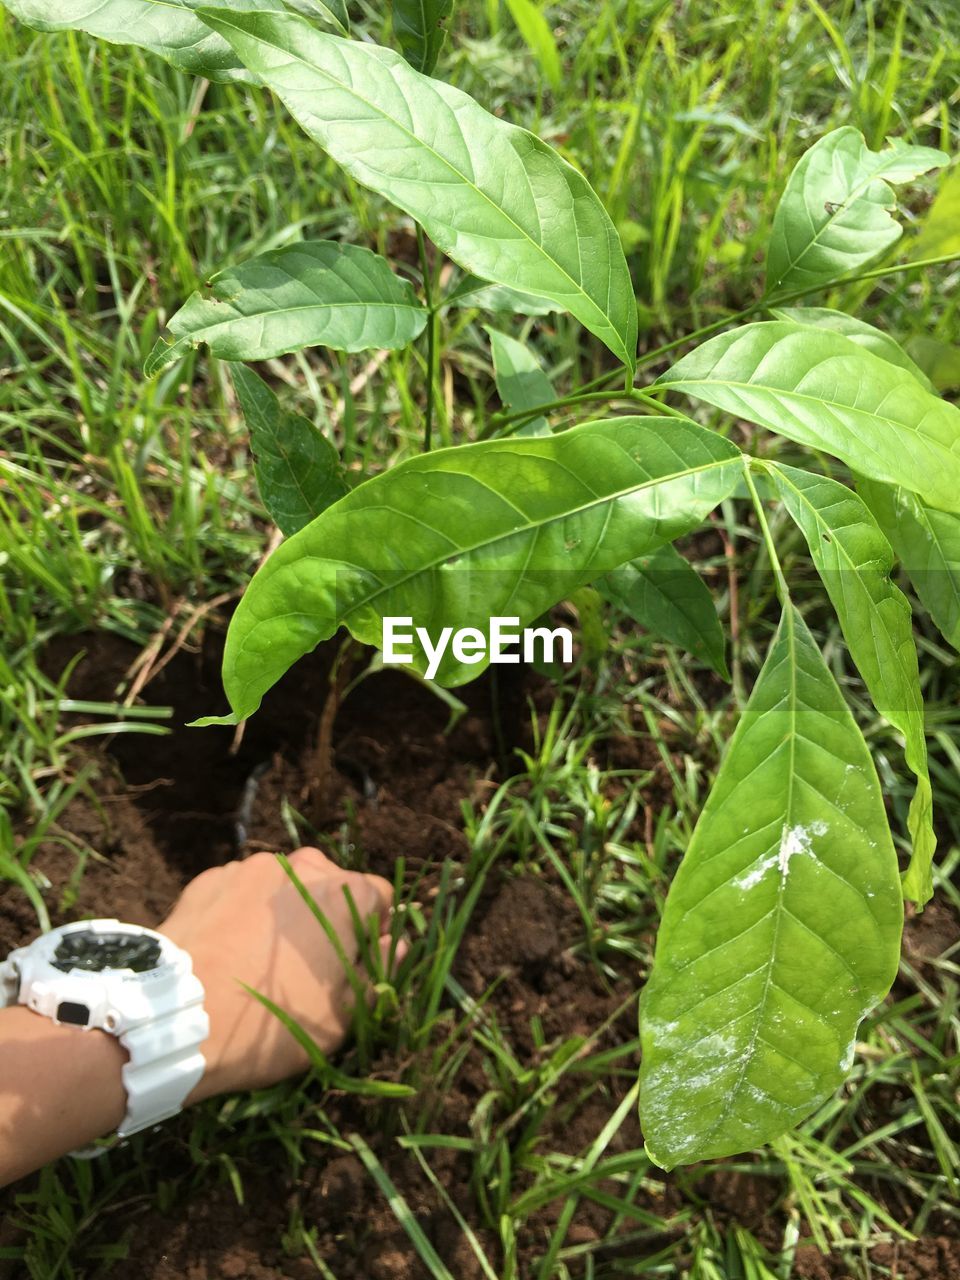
<box><xmin>116</xmin><ymin>974</ymin><xmax>209</xmax><ymax>1138</ymax></box>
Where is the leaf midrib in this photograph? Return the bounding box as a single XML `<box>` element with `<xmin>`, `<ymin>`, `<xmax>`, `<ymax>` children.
<box><xmin>173</xmin><ymin>293</ymin><xmax>425</xmax><ymax>341</ymax></box>
<box><xmin>774</xmin><ymin>140</ymin><xmax>901</xmax><ymax>285</ymax></box>
<box><xmin>199</xmin><ymin>9</ymin><xmax>622</xmax><ymax>352</ymax></box>
<box><xmin>232</xmin><ymin>446</ymin><xmax>738</xmax><ymax>685</ymax></box>
<box><xmin>669</xmin><ymin>372</ymin><xmax>957</xmax><ymax>462</ymax></box>
<box><xmin>695</xmin><ymin>606</ymin><xmax>799</xmax><ymax>1150</ymax></box>
<box><xmin>339</xmin><ymin>454</ymin><xmax>732</xmax><ymax>607</ymax></box>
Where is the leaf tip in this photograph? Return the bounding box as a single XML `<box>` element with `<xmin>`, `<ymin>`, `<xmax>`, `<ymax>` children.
<box><xmin>641</xmin><ymin>1139</ymin><xmax>675</xmax><ymax>1172</ymax></box>
<box><xmin>900</xmin><ymin>866</ymin><xmax>933</xmax><ymax>909</ymax></box>
<box><xmin>144</xmin><ymin>338</ymin><xmax>175</xmax><ymax>378</ymax></box>
<box><xmin>187</xmin><ymin>712</ymin><xmax>243</xmax><ymax>728</ymax></box>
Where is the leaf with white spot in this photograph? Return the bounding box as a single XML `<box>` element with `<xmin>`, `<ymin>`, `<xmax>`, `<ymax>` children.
<box><xmin>640</xmin><ymin>604</ymin><xmax>902</xmax><ymax>1168</ymax></box>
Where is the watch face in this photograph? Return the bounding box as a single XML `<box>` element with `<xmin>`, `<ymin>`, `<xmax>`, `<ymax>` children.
<box><xmin>52</xmin><ymin>929</ymin><xmax>163</xmax><ymax>974</ymax></box>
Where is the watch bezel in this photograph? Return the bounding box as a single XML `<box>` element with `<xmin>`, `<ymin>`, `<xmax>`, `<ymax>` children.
<box><xmin>26</xmin><ymin>920</ymin><xmax>182</xmax><ymax>984</ymax></box>
<box><xmin>4</xmin><ymin>919</ymin><xmax>196</xmax><ymax>1034</ymax></box>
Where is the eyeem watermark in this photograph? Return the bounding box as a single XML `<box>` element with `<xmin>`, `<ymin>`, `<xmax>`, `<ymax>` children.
<box><xmin>383</xmin><ymin>616</ymin><xmax>573</xmax><ymax>680</ymax></box>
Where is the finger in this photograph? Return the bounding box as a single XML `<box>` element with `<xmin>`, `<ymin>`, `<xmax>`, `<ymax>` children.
<box><xmin>286</xmin><ymin>848</ymin><xmax>354</xmax><ymax>920</ymax></box>
<box><xmin>379</xmin><ymin>933</ymin><xmax>410</xmax><ymax>976</ymax></box>
<box><xmin>287</xmin><ymin>845</ymin><xmax>335</xmax><ymax>875</ymax></box>
<box><xmin>330</xmin><ymin>870</ymin><xmax>394</xmax><ymax>934</ymax></box>
<box><xmin>357</xmin><ymin>872</ymin><xmax>394</xmax><ymax>928</ymax></box>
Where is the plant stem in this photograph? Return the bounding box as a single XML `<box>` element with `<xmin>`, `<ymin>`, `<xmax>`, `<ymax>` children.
<box><xmin>846</xmin><ymin>249</ymin><xmax>960</xmax><ymax>284</ymax></box>
<box><xmin>488</xmin><ymin>666</ymin><xmax>509</xmax><ymax>778</ymax></box>
<box><xmin>636</xmin><ymin>248</ymin><xmax>960</xmax><ymax>373</ymax></box>
<box><xmin>424</xmin><ymin>308</ymin><xmax>439</xmax><ymax>452</ymax></box>
<box><xmin>630</xmin><ymin>388</ymin><xmax>688</xmax><ymax>418</ymax></box>
<box><xmin>484</xmin><ymin>387</ymin><xmax>633</xmax><ymax>436</ymax></box>
<box><xmin>304</xmin><ymin>637</ymin><xmax>357</xmax><ymax>826</ymax></box>
<box><xmin>416</xmin><ymin>223</ymin><xmax>433</xmax><ymax>310</ymax></box>
<box><xmin>714</xmin><ymin>503</ymin><xmax>745</xmax><ymax>709</ymax></box>
<box><xmin>416</xmin><ymin>224</ymin><xmax>438</xmax><ymax>452</ymax></box>
<box><xmin>487</xmin><ymin>385</ymin><xmax>691</xmax><ymax>439</ymax></box>
<box><xmin>479</xmin><ymin>248</ymin><xmax>960</xmax><ymax>441</ymax></box>
<box><xmin>742</xmin><ymin>459</ymin><xmax>790</xmax><ymax>606</ymax></box>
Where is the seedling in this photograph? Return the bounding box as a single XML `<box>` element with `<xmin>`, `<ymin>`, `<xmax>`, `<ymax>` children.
<box><xmin>7</xmin><ymin>0</ymin><xmax>958</xmax><ymax>1168</ymax></box>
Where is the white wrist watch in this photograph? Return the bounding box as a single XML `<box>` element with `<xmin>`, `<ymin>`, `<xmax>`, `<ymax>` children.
<box><xmin>0</xmin><ymin>919</ymin><xmax>209</xmax><ymax>1148</ymax></box>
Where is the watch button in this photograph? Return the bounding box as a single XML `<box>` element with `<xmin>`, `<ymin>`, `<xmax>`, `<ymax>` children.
<box><xmin>56</xmin><ymin>1000</ymin><xmax>90</xmax><ymax>1026</ymax></box>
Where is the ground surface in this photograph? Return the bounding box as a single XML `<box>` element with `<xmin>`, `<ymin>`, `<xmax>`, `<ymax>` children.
<box><xmin>1</xmin><ymin>628</ymin><xmax>958</xmax><ymax>1279</ymax></box>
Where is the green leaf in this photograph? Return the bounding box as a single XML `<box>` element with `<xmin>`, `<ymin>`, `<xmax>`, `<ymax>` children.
<box><xmin>485</xmin><ymin>326</ymin><xmax>553</xmax><ymax>436</ymax></box>
<box><xmin>0</xmin><ymin>851</ymin><xmax>50</xmax><ymax>935</ymax></box>
<box><xmin>657</xmin><ymin>321</ymin><xmax>960</xmax><ymax>514</ymax></box>
<box><xmin>199</xmin><ymin>416</ymin><xmax>741</xmax><ymax>724</ymax></box>
<box><xmin>392</xmin><ymin>0</ymin><xmax>454</xmax><ymax>74</ymax></box>
<box><xmin>1</xmin><ymin>0</ymin><xmax>251</xmax><ymax>78</ymax></box>
<box><xmin>504</xmin><ymin>0</ymin><xmax>562</xmax><ymax>91</ymax></box>
<box><xmin>231</xmin><ymin>364</ymin><xmax>347</xmax><ymax>537</ymax></box>
<box><xmin>770</xmin><ymin>307</ymin><xmax>934</xmax><ymax>391</ymax></box>
<box><xmin>598</xmin><ymin>543</ymin><xmax>728</xmax><ymax>678</ymax></box>
<box><xmin>857</xmin><ymin>478</ymin><xmax>960</xmax><ymax>654</ymax></box>
<box><xmin>283</xmin><ymin>0</ymin><xmax>348</xmax><ymax>32</ymax></box>
<box><xmin>912</xmin><ymin>164</ymin><xmax>960</xmax><ymax>261</ymax></box>
<box><xmin>194</xmin><ymin>9</ymin><xmax>638</xmax><ymax>371</ymax></box>
<box><xmin>640</xmin><ymin>605</ymin><xmax>903</xmax><ymax>1168</ymax></box>
<box><xmin>768</xmin><ymin>463</ymin><xmax>935</xmax><ymax>905</ymax></box>
<box><xmin>444</xmin><ymin>275</ymin><xmax>557</xmax><ymax>316</ymax></box>
<box><xmin>765</xmin><ymin>127</ymin><xmax>947</xmax><ymax>295</ymax></box>
<box><xmin>145</xmin><ymin>241</ymin><xmax>426</xmax><ymax>376</ymax></box>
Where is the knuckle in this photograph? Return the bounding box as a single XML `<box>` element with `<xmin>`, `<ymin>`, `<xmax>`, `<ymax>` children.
<box><xmin>289</xmin><ymin>846</ymin><xmax>332</xmax><ymax>873</ymax></box>
<box><xmin>244</xmin><ymin>850</ymin><xmax>280</xmax><ymax>875</ymax></box>
<box><xmin>346</xmin><ymin>872</ymin><xmax>391</xmax><ymax>914</ymax></box>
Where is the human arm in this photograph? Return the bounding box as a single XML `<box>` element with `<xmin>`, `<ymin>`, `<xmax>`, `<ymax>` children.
<box><xmin>0</xmin><ymin>847</ymin><xmax>395</xmax><ymax>1187</ymax></box>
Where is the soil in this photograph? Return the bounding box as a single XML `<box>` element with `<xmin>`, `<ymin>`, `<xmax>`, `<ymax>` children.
<box><xmin>1</xmin><ymin>627</ymin><xmax>957</xmax><ymax>1279</ymax></box>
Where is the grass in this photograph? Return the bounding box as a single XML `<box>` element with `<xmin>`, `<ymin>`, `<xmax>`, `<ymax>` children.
<box><xmin>1</xmin><ymin>0</ymin><xmax>959</xmax><ymax>1275</ymax></box>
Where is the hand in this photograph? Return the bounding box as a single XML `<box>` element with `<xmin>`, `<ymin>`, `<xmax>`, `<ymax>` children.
<box><xmin>159</xmin><ymin>848</ymin><xmax>397</xmax><ymax>1102</ymax></box>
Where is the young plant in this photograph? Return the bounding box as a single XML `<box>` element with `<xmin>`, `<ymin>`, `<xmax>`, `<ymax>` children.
<box><xmin>8</xmin><ymin>0</ymin><xmax>958</xmax><ymax>1169</ymax></box>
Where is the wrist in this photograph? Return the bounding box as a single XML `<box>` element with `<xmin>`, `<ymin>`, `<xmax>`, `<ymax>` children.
<box><xmin>0</xmin><ymin>1005</ymin><xmax>127</xmax><ymax>1183</ymax></box>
